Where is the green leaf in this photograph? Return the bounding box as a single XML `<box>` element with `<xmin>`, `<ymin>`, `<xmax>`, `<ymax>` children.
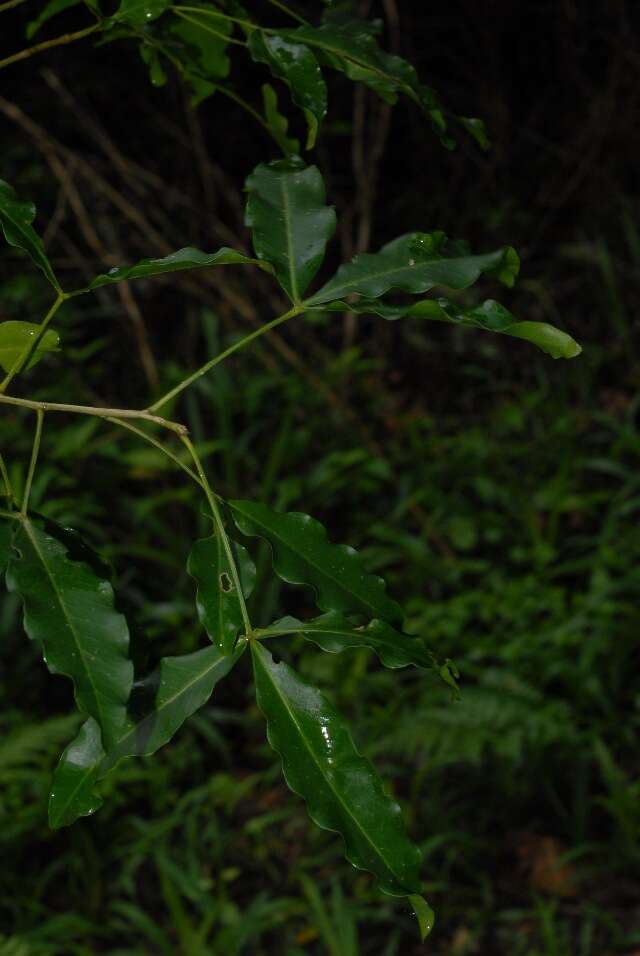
<box><xmin>262</xmin><ymin>83</ymin><xmax>300</xmax><ymax>157</ymax></box>
<box><xmin>49</xmin><ymin>642</ymin><xmax>245</xmax><ymax>827</ymax></box>
<box><xmin>323</xmin><ymin>295</ymin><xmax>581</xmax><ymax>359</ymax></box>
<box><xmin>140</xmin><ymin>42</ymin><xmax>168</xmax><ymax>87</ymax></box>
<box><xmin>168</xmin><ymin>10</ymin><xmax>232</xmax><ymax>105</ymax></box>
<box><xmin>188</xmin><ymin>532</ymin><xmax>256</xmax><ymax>654</ymax></box>
<box><xmin>86</xmin><ymin>246</ymin><xmax>274</xmax><ymax>290</ymax></box>
<box><xmin>260</xmin><ymin>612</ymin><xmax>436</xmax><ymax>669</ymax></box>
<box><xmin>0</xmin><ymin>321</ymin><xmax>60</xmax><ymax>374</ymax></box>
<box><xmin>0</xmin><ymin>179</ymin><xmax>61</xmax><ymax>291</ymax></box>
<box><xmin>0</xmin><ymin>519</ymin><xmax>13</xmax><ymax>574</ymax></box>
<box><xmin>279</xmin><ymin>13</ymin><xmax>465</xmax><ymax>148</ymax></box>
<box><xmin>249</xmin><ymin>32</ymin><xmax>327</xmax><ymax>149</ymax></box>
<box><xmin>110</xmin><ymin>0</ymin><xmax>170</xmax><ymax>27</ymax></box>
<box><xmin>252</xmin><ymin>641</ymin><xmax>423</xmax><ymax>895</ymax></box>
<box><xmin>6</xmin><ymin>518</ymin><xmax>133</xmax><ymax>749</ymax></box>
<box><xmin>48</xmin><ymin>718</ymin><xmax>106</xmax><ymax>827</ymax></box>
<box><xmin>26</xmin><ymin>0</ymin><xmax>87</xmax><ymax>39</ymax></box>
<box><xmin>409</xmin><ymin>894</ymin><xmax>435</xmax><ymax>941</ymax></box>
<box><xmin>229</xmin><ymin>500</ymin><xmax>402</xmax><ymax>624</ymax></box>
<box><xmin>245</xmin><ymin>158</ymin><xmax>336</xmax><ymax>303</ymax></box>
<box><xmin>305</xmin><ymin>232</ymin><xmax>519</xmax><ymax>306</ymax></box>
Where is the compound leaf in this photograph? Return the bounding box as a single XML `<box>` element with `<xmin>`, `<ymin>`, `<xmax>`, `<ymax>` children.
<box><xmin>87</xmin><ymin>246</ymin><xmax>273</xmax><ymax>290</ymax></box>
<box><xmin>260</xmin><ymin>612</ymin><xmax>435</xmax><ymax>669</ymax></box>
<box><xmin>252</xmin><ymin>641</ymin><xmax>423</xmax><ymax>895</ymax></box>
<box><xmin>305</xmin><ymin>231</ymin><xmax>519</xmax><ymax>306</ymax></box>
<box><xmin>188</xmin><ymin>532</ymin><xmax>256</xmax><ymax>654</ymax></box>
<box><xmin>229</xmin><ymin>500</ymin><xmax>402</xmax><ymax>624</ymax></box>
<box><xmin>249</xmin><ymin>32</ymin><xmax>327</xmax><ymax>149</ymax></box>
<box><xmin>6</xmin><ymin>518</ymin><xmax>133</xmax><ymax>749</ymax></box>
<box><xmin>245</xmin><ymin>158</ymin><xmax>336</xmax><ymax>303</ymax></box>
<box><xmin>319</xmin><ymin>296</ymin><xmax>581</xmax><ymax>359</ymax></box>
<box><xmin>49</xmin><ymin>641</ymin><xmax>245</xmax><ymax>828</ymax></box>
<box><xmin>0</xmin><ymin>321</ymin><xmax>60</xmax><ymax>374</ymax></box>
<box><xmin>0</xmin><ymin>179</ymin><xmax>60</xmax><ymax>290</ymax></box>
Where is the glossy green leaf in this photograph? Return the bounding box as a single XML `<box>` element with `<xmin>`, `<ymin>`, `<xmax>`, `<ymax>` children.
<box><xmin>0</xmin><ymin>321</ymin><xmax>60</xmax><ymax>374</ymax></box>
<box><xmin>260</xmin><ymin>612</ymin><xmax>435</xmax><ymax>669</ymax></box>
<box><xmin>279</xmin><ymin>13</ymin><xmax>467</xmax><ymax>148</ymax></box>
<box><xmin>409</xmin><ymin>894</ymin><xmax>435</xmax><ymax>941</ymax></box>
<box><xmin>109</xmin><ymin>0</ymin><xmax>169</xmax><ymax>27</ymax></box>
<box><xmin>305</xmin><ymin>231</ymin><xmax>519</xmax><ymax>306</ymax></box>
<box><xmin>0</xmin><ymin>179</ymin><xmax>60</xmax><ymax>290</ymax></box>
<box><xmin>87</xmin><ymin>246</ymin><xmax>273</xmax><ymax>290</ymax></box>
<box><xmin>249</xmin><ymin>32</ymin><xmax>327</xmax><ymax>149</ymax></box>
<box><xmin>49</xmin><ymin>642</ymin><xmax>245</xmax><ymax>827</ymax></box>
<box><xmin>230</xmin><ymin>500</ymin><xmax>402</xmax><ymax>624</ymax></box>
<box><xmin>262</xmin><ymin>83</ymin><xmax>300</xmax><ymax>156</ymax></box>
<box><xmin>26</xmin><ymin>0</ymin><xmax>87</xmax><ymax>39</ymax></box>
<box><xmin>319</xmin><ymin>296</ymin><xmax>581</xmax><ymax>359</ymax></box>
<box><xmin>48</xmin><ymin>718</ymin><xmax>106</xmax><ymax>828</ymax></box>
<box><xmin>188</xmin><ymin>532</ymin><xmax>256</xmax><ymax>654</ymax></box>
<box><xmin>252</xmin><ymin>641</ymin><xmax>423</xmax><ymax>895</ymax></box>
<box><xmin>245</xmin><ymin>158</ymin><xmax>336</xmax><ymax>303</ymax></box>
<box><xmin>169</xmin><ymin>10</ymin><xmax>231</xmax><ymax>105</ymax></box>
<box><xmin>6</xmin><ymin>518</ymin><xmax>133</xmax><ymax>748</ymax></box>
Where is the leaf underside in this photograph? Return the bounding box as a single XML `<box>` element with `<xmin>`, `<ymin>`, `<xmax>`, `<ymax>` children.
<box><xmin>87</xmin><ymin>246</ymin><xmax>273</xmax><ymax>290</ymax></box>
<box><xmin>0</xmin><ymin>321</ymin><xmax>60</xmax><ymax>373</ymax></box>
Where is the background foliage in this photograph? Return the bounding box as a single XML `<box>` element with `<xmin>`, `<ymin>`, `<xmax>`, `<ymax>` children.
<box><xmin>0</xmin><ymin>1</ymin><xmax>639</xmax><ymax>954</ymax></box>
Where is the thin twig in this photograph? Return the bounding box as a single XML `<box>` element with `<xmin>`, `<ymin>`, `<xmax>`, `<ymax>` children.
<box><xmin>0</xmin><ymin>22</ymin><xmax>101</xmax><ymax>72</ymax></box>
<box><xmin>0</xmin><ymin>394</ymin><xmax>187</xmax><ymax>435</ymax></box>
<box><xmin>21</xmin><ymin>410</ymin><xmax>44</xmax><ymax>516</ymax></box>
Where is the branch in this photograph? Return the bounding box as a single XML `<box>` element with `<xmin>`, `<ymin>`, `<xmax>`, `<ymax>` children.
<box><xmin>0</xmin><ymin>394</ymin><xmax>188</xmax><ymax>435</ymax></box>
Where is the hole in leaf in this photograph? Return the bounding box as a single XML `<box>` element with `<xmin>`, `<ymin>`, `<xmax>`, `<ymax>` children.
<box><xmin>219</xmin><ymin>572</ymin><xmax>233</xmax><ymax>593</ymax></box>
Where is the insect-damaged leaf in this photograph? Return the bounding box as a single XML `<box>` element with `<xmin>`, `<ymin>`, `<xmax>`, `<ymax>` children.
<box><xmin>229</xmin><ymin>500</ymin><xmax>402</xmax><ymax>625</ymax></box>
<box><xmin>245</xmin><ymin>158</ymin><xmax>336</xmax><ymax>303</ymax></box>
<box><xmin>6</xmin><ymin>518</ymin><xmax>133</xmax><ymax>749</ymax></box>
<box><xmin>49</xmin><ymin>642</ymin><xmax>245</xmax><ymax>827</ymax></box>
<box><xmin>252</xmin><ymin>641</ymin><xmax>423</xmax><ymax>895</ymax></box>
<box><xmin>188</xmin><ymin>532</ymin><xmax>256</xmax><ymax>654</ymax></box>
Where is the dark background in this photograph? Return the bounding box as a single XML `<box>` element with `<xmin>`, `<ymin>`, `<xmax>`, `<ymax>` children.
<box><xmin>1</xmin><ymin>2</ymin><xmax>639</xmax><ymax>954</ymax></box>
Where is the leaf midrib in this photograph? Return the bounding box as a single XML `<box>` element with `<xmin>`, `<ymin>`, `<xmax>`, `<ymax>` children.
<box><xmin>23</xmin><ymin>519</ymin><xmax>107</xmax><ymax>737</ymax></box>
<box><xmin>233</xmin><ymin>504</ymin><xmax>390</xmax><ymax>619</ymax></box>
<box><xmin>280</xmin><ymin>176</ymin><xmax>298</xmax><ymax>301</ymax></box>
<box><xmin>54</xmin><ymin>649</ymin><xmax>236</xmax><ymax>822</ymax></box>
<box><xmin>307</xmin><ymin>256</ymin><xmax>483</xmax><ymax>306</ymax></box>
<box><xmin>256</xmin><ymin>645</ymin><xmax>412</xmax><ymax>891</ymax></box>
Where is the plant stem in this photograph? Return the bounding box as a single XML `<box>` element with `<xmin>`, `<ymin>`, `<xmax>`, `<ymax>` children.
<box><xmin>0</xmin><ymin>294</ymin><xmax>65</xmax><ymax>394</ymax></box>
<box><xmin>106</xmin><ymin>417</ymin><xmax>202</xmax><ymax>486</ymax></box>
<box><xmin>0</xmin><ymin>0</ymin><xmax>28</xmax><ymax>12</ymax></box>
<box><xmin>174</xmin><ymin>6</ymin><xmax>258</xmax><ymax>32</ymax></box>
<box><xmin>172</xmin><ymin>9</ymin><xmax>248</xmax><ymax>46</ymax></box>
<box><xmin>266</xmin><ymin>0</ymin><xmax>309</xmax><ymax>25</ymax></box>
<box><xmin>181</xmin><ymin>435</ymin><xmax>253</xmax><ymax>638</ymax></box>
<box><xmin>0</xmin><ymin>394</ymin><xmax>187</xmax><ymax>435</ymax></box>
<box><xmin>148</xmin><ymin>306</ymin><xmax>301</xmax><ymax>413</ymax></box>
<box><xmin>213</xmin><ymin>84</ymin><xmax>273</xmax><ymax>139</ymax></box>
<box><xmin>0</xmin><ymin>451</ymin><xmax>15</xmax><ymax>504</ymax></box>
<box><xmin>21</xmin><ymin>409</ymin><xmax>44</xmax><ymax>516</ymax></box>
<box><xmin>0</xmin><ymin>22</ymin><xmax>102</xmax><ymax>72</ymax></box>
